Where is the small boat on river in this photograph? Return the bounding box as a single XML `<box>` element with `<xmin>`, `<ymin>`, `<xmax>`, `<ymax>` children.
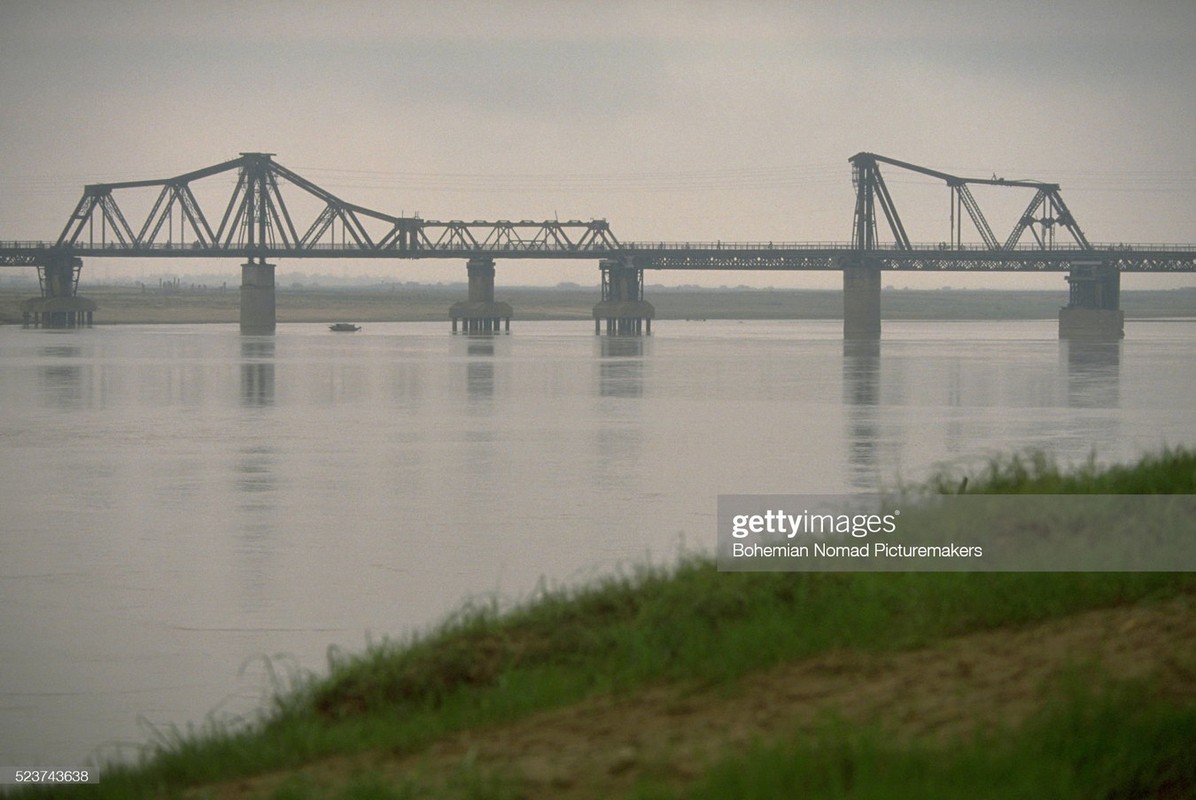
<box><xmin>329</xmin><ymin>323</ymin><xmax>361</xmax><ymax>332</ymax></box>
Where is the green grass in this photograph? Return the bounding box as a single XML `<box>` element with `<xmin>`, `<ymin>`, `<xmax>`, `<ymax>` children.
<box><xmin>633</xmin><ymin>678</ymin><xmax>1196</xmax><ymax>800</ymax></box>
<box><xmin>13</xmin><ymin>447</ymin><xmax>1196</xmax><ymax>799</ymax></box>
<box><xmin>927</xmin><ymin>445</ymin><xmax>1196</xmax><ymax>495</ymax></box>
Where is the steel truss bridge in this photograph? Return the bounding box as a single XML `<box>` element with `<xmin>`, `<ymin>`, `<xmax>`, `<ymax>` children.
<box><xmin>0</xmin><ymin>150</ymin><xmax>1193</xmax><ymax>271</ymax></box>
<box><xmin>0</xmin><ymin>151</ymin><xmax>1193</xmax><ymax>336</ymax></box>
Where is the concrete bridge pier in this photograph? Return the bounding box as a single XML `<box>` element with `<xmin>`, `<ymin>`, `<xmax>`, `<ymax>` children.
<box><xmin>843</xmin><ymin>258</ymin><xmax>882</xmax><ymax>339</ymax></box>
<box><xmin>1059</xmin><ymin>262</ymin><xmax>1123</xmax><ymax>339</ymax></box>
<box><xmin>450</xmin><ymin>257</ymin><xmax>512</xmax><ymax>333</ymax></box>
<box><xmin>594</xmin><ymin>259</ymin><xmax>654</xmax><ymax>336</ymax></box>
<box><xmin>240</xmin><ymin>260</ymin><xmax>276</xmax><ymax>335</ymax></box>
<box><xmin>21</xmin><ymin>255</ymin><xmax>96</xmax><ymax>328</ymax></box>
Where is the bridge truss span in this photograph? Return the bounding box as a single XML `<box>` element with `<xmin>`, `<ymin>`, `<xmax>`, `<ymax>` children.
<box><xmin>45</xmin><ymin>152</ymin><xmax>620</xmax><ymax>260</ymax></box>
<box><xmin>849</xmin><ymin>152</ymin><xmax>1092</xmax><ymax>252</ymax></box>
<box><xmin>1</xmin><ymin>150</ymin><xmax>1193</xmax><ymax>270</ymax></box>
<box><xmin>2</xmin><ymin>149</ymin><xmax>1195</xmax><ymax>337</ymax></box>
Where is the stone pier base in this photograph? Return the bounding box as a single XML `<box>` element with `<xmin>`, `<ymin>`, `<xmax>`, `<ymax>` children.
<box><xmin>592</xmin><ymin>301</ymin><xmax>654</xmax><ymax>335</ymax></box>
<box><xmin>1061</xmin><ymin>263</ymin><xmax>1122</xmax><ymax>339</ymax></box>
<box><xmin>450</xmin><ymin>258</ymin><xmax>511</xmax><ymax>333</ymax></box>
<box><xmin>595</xmin><ymin>260</ymin><xmax>654</xmax><ymax>336</ymax></box>
<box><xmin>1059</xmin><ymin>308</ymin><xmax>1124</xmax><ymax>340</ymax></box>
<box><xmin>20</xmin><ymin>296</ymin><xmax>97</xmax><ymax>328</ymax></box>
<box><xmin>450</xmin><ymin>302</ymin><xmax>513</xmax><ymax>333</ymax></box>
<box><xmin>240</xmin><ymin>261</ymin><xmax>276</xmax><ymax>335</ymax></box>
<box><xmin>843</xmin><ymin>262</ymin><xmax>881</xmax><ymax>339</ymax></box>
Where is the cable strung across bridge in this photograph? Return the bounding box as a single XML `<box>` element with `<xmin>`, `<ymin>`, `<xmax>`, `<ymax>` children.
<box><xmin>1</xmin><ymin>151</ymin><xmax>1194</xmax><ymax>337</ymax></box>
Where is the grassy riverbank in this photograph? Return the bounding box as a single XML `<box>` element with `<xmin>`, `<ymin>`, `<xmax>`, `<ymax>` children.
<box><xmin>14</xmin><ymin>448</ymin><xmax>1196</xmax><ymax>799</ymax></box>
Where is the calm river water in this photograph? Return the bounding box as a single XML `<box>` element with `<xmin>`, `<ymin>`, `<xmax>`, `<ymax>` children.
<box><xmin>2</xmin><ymin>318</ymin><xmax>1194</xmax><ymax>767</ymax></box>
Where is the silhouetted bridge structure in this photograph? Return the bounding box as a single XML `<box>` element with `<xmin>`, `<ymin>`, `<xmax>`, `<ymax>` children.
<box><xmin>3</xmin><ymin>152</ymin><xmax>1194</xmax><ymax>337</ymax></box>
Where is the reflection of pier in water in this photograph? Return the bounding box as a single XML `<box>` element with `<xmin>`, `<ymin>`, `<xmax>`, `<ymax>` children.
<box><xmin>597</xmin><ymin>337</ymin><xmax>646</xmax><ymax>398</ymax></box>
<box><xmin>593</xmin><ymin>336</ymin><xmax>647</xmax><ymax>497</ymax></box>
<box><xmin>38</xmin><ymin>343</ymin><xmax>89</xmax><ymax>409</ymax></box>
<box><xmin>465</xmin><ymin>336</ymin><xmax>495</xmax><ymax>400</ymax></box>
<box><xmin>842</xmin><ymin>335</ymin><xmax>1128</xmax><ymax>492</ymax></box>
<box><xmin>233</xmin><ymin>443</ymin><xmax>279</xmax><ymax>613</ymax></box>
<box><xmin>1063</xmin><ymin>340</ymin><xmax>1120</xmax><ymax>409</ymax></box>
<box><xmin>1060</xmin><ymin>339</ymin><xmax>1123</xmax><ymax>458</ymax></box>
<box><xmin>842</xmin><ymin>340</ymin><xmax>881</xmax><ymax>490</ymax></box>
<box><xmin>240</xmin><ymin>339</ymin><xmax>275</xmax><ymax>407</ymax></box>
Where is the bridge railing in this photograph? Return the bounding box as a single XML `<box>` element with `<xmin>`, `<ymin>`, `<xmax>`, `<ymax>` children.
<box><xmin>622</xmin><ymin>241</ymin><xmax>1196</xmax><ymax>253</ymax></box>
<box><xmin>3</xmin><ymin>239</ymin><xmax>1196</xmax><ymax>256</ymax></box>
<box><xmin>622</xmin><ymin>241</ymin><xmax>852</xmax><ymax>251</ymax></box>
<box><xmin>0</xmin><ymin>241</ymin><xmax>61</xmax><ymax>250</ymax></box>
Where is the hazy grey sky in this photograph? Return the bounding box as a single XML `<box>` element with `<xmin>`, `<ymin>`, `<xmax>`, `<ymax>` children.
<box><xmin>1</xmin><ymin>0</ymin><xmax>1194</xmax><ymax>287</ymax></box>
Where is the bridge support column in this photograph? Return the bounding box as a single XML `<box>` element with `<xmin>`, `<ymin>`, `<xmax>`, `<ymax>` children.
<box><xmin>240</xmin><ymin>260</ymin><xmax>276</xmax><ymax>335</ymax></box>
<box><xmin>450</xmin><ymin>257</ymin><xmax>512</xmax><ymax>333</ymax></box>
<box><xmin>1059</xmin><ymin>262</ymin><xmax>1123</xmax><ymax>339</ymax></box>
<box><xmin>843</xmin><ymin>259</ymin><xmax>881</xmax><ymax>339</ymax></box>
<box><xmin>593</xmin><ymin>259</ymin><xmax>654</xmax><ymax>336</ymax></box>
<box><xmin>20</xmin><ymin>255</ymin><xmax>95</xmax><ymax>328</ymax></box>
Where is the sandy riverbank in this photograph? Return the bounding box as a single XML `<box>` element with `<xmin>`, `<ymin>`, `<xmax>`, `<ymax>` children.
<box><xmin>1</xmin><ymin>284</ymin><xmax>1194</xmax><ymax>326</ymax></box>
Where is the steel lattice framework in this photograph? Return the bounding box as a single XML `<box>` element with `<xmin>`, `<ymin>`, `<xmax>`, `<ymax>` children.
<box><xmin>623</xmin><ymin>151</ymin><xmax>1196</xmax><ymax>271</ymax></box>
<box><xmin>1</xmin><ymin>151</ymin><xmax>1195</xmax><ymax>272</ymax></box>
<box><xmin>31</xmin><ymin>152</ymin><xmax>621</xmax><ymax>260</ymax></box>
<box><xmin>848</xmin><ymin>152</ymin><xmax>1093</xmax><ymax>252</ymax></box>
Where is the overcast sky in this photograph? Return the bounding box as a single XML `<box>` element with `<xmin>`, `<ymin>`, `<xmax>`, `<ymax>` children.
<box><xmin>1</xmin><ymin>0</ymin><xmax>1194</xmax><ymax>288</ymax></box>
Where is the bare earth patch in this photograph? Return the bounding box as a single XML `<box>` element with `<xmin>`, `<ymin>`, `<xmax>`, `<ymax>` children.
<box><xmin>195</xmin><ymin>595</ymin><xmax>1195</xmax><ymax>799</ymax></box>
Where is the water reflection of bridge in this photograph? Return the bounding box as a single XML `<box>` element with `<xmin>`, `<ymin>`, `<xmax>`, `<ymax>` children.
<box><xmin>840</xmin><ymin>337</ymin><xmax>1125</xmax><ymax>491</ymax></box>
<box><xmin>3</xmin><ymin>152</ymin><xmax>1194</xmax><ymax>338</ymax></box>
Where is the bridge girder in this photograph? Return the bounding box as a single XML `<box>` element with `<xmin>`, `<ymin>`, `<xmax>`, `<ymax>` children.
<box><xmin>3</xmin><ymin>241</ymin><xmax>1195</xmax><ymax>272</ymax></box>
<box><xmin>624</xmin><ymin>249</ymin><xmax>1196</xmax><ymax>272</ymax></box>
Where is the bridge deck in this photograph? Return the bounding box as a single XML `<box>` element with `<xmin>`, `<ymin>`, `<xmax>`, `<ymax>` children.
<box><xmin>2</xmin><ymin>240</ymin><xmax>1195</xmax><ymax>271</ymax></box>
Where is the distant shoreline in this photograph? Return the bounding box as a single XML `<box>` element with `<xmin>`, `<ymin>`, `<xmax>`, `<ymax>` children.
<box><xmin>2</xmin><ymin>285</ymin><xmax>1194</xmax><ymax>326</ymax></box>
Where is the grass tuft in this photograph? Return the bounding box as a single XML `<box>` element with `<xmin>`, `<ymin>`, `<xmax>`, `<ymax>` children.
<box><xmin>925</xmin><ymin>444</ymin><xmax>1196</xmax><ymax>495</ymax></box>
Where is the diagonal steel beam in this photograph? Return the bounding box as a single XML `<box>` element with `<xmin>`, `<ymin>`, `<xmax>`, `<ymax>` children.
<box><xmin>1004</xmin><ymin>189</ymin><xmax>1048</xmax><ymax>250</ymax></box>
<box><xmin>872</xmin><ymin>167</ymin><xmax>911</xmax><ymax>250</ymax></box>
<box><xmin>953</xmin><ymin>183</ymin><xmax>999</xmax><ymax>250</ymax></box>
<box><xmin>98</xmin><ymin>193</ymin><xmax>137</xmax><ymax>246</ymax></box>
<box><xmin>177</xmin><ymin>184</ymin><xmax>216</xmax><ymax>246</ymax></box>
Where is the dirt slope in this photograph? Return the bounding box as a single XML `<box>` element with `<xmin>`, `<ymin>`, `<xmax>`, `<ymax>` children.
<box><xmin>198</xmin><ymin>594</ymin><xmax>1196</xmax><ymax>799</ymax></box>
